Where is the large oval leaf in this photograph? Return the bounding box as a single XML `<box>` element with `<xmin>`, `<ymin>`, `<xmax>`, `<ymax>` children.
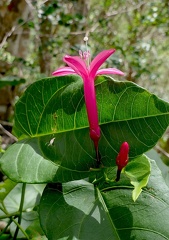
<box><xmin>0</xmin><ymin>138</ymin><xmax>94</xmax><ymax>183</ymax></box>
<box><xmin>14</xmin><ymin>76</ymin><xmax>169</xmax><ymax>159</ymax></box>
<box><xmin>1</xmin><ymin>75</ymin><xmax>169</xmax><ymax>183</ymax></box>
<box><xmin>39</xmin><ymin>160</ymin><xmax>169</xmax><ymax>240</ymax></box>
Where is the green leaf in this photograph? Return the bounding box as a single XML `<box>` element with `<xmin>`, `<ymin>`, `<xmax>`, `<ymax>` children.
<box><xmin>0</xmin><ymin>234</ymin><xmax>11</xmax><ymax>240</ymax></box>
<box><xmin>10</xmin><ymin>211</ymin><xmax>39</xmax><ymax>238</ymax></box>
<box><xmin>39</xmin><ymin>160</ymin><xmax>169</xmax><ymax>240</ymax></box>
<box><xmin>124</xmin><ymin>154</ymin><xmax>151</xmax><ymax>201</ymax></box>
<box><xmin>0</xmin><ymin>138</ymin><xmax>94</xmax><ymax>183</ymax></box>
<box><xmin>26</xmin><ymin>218</ymin><xmax>47</xmax><ymax>239</ymax></box>
<box><xmin>146</xmin><ymin>149</ymin><xmax>169</xmax><ymax>187</ymax></box>
<box><xmin>14</xmin><ymin>76</ymin><xmax>169</xmax><ymax>160</ymax></box>
<box><xmin>1</xmin><ymin>75</ymin><xmax>169</xmax><ymax>183</ymax></box>
<box><xmin>0</xmin><ymin>183</ymin><xmax>45</xmax><ymax>215</ymax></box>
<box><xmin>0</xmin><ymin>183</ymin><xmax>45</xmax><ymax>238</ymax></box>
<box><xmin>39</xmin><ymin>181</ymin><xmax>120</xmax><ymax>240</ymax></box>
<box><xmin>0</xmin><ymin>179</ymin><xmax>17</xmax><ymax>203</ymax></box>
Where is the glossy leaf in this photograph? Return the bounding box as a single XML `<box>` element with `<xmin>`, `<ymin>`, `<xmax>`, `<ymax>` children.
<box><xmin>39</xmin><ymin>160</ymin><xmax>169</xmax><ymax>240</ymax></box>
<box><xmin>13</xmin><ymin>75</ymin><xmax>169</xmax><ymax>160</ymax></box>
<box><xmin>1</xmin><ymin>75</ymin><xmax>169</xmax><ymax>183</ymax></box>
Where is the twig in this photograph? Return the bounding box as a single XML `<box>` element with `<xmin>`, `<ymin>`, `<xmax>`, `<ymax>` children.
<box><xmin>0</xmin><ymin>124</ymin><xmax>17</xmax><ymax>142</ymax></box>
<box><xmin>0</xmin><ymin>212</ymin><xmax>19</xmax><ymax>220</ymax></box>
<box><xmin>0</xmin><ymin>26</ymin><xmax>16</xmax><ymax>49</ymax></box>
<box><xmin>106</xmin><ymin>2</ymin><xmax>147</xmax><ymax>18</ymax></box>
<box><xmin>25</xmin><ymin>0</ymin><xmax>35</xmax><ymax>10</ymax></box>
<box><xmin>155</xmin><ymin>145</ymin><xmax>169</xmax><ymax>159</ymax></box>
<box><xmin>12</xmin><ymin>217</ymin><xmax>29</xmax><ymax>239</ymax></box>
<box><xmin>0</xmin><ymin>120</ymin><xmax>13</xmax><ymax>127</ymax></box>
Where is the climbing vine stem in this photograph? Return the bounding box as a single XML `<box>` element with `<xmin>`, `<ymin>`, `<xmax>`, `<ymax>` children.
<box><xmin>13</xmin><ymin>183</ymin><xmax>29</xmax><ymax>239</ymax></box>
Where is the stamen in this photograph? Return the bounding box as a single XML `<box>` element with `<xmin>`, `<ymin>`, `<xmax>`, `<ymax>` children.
<box><xmin>83</xmin><ymin>51</ymin><xmax>90</xmax><ymax>60</ymax></box>
<box><xmin>79</xmin><ymin>49</ymin><xmax>91</xmax><ymax>67</ymax></box>
<box><xmin>79</xmin><ymin>50</ymin><xmax>83</xmax><ymax>59</ymax></box>
<box><xmin>84</xmin><ymin>35</ymin><xmax>90</xmax><ymax>67</ymax></box>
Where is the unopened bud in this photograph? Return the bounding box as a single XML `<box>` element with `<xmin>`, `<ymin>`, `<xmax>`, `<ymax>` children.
<box><xmin>115</xmin><ymin>142</ymin><xmax>129</xmax><ymax>181</ymax></box>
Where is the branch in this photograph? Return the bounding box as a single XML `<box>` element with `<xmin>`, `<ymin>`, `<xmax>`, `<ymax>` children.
<box><xmin>0</xmin><ymin>26</ymin><xmax>16</xmax><ymax>49</ymax></box>
<box><xmin>0</xmin><ymin>120</ymin><xmax>13</xmax><ymax>127</ymax></box>
<box><xmin>106</xmin><ymin>1</ymin><xmax>147</xmax><ymax>18</ymax></box>
<box><xmin>0</xmin><ymin>124</ymin><xmax>17</xmax><ymax>142</ymax></box>
<box><xmin>155</xmin><ymin>145</ymin><xmax>169</xmax><ymax>159</ymax></box>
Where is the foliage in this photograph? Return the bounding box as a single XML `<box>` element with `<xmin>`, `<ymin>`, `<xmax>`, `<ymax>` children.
<box><xmin>0</xmin><ymin>74</ymin><xmax>169</xmax><ymax>239</ymax></box>
<box><xmin>0</xmin><ymin>76</ymin><xmax>25</xmax><ymax>89</ymax></box>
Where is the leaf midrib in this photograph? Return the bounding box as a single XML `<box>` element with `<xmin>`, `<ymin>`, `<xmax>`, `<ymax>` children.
<box><xmin>19</xmin><ymin>111</ymin><xmax>169</xmax><ymax>139</ymax></box>
<box><xmin>96</xmin><ymin>187</ymin><xmax>121</xmax><ymax>240</ymax></box>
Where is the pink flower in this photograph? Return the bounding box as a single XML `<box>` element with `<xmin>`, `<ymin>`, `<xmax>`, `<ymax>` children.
<box><xmin>116</xmin><ymin>142</ymin><xmax>129</xmax><ymax>181</ymax></box>
<box><xmin>52</xmin><ymin>49</ymin><xmax>124</xmax><ymax>163</ymax></box>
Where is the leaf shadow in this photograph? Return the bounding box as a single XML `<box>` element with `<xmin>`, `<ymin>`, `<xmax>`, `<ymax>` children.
<box><xmin>108</xmin><ymin>205</ymin><xmax>133</xmax><ymax>240</ymax></box>
<box><xmin>40</xmin><ymin>183</ymin><xmax>133</xmax><ymax>240</ymax></box>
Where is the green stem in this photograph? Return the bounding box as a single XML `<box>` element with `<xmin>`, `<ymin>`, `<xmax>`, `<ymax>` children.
<box><xmin>1</xmin><ymin>202</ymin><xmax>8</xmax><ymax>214</ymax></box>
<box><xmin>0</xmin><ymin>212</ymin><xmax>19</xmax><ymax>219</ymax></box>
<box><xmin>12</xmin><ymin>218</ymin><xmax>29</xmax><ymax>239</ymax></box>
<box><xmin>92</xmin><ymin>176</ymin><xmax>104</xmax><ymax>185</ymax></box>
<box><xmin>0</xmin><ymin>206</ymin><xmax>7</xmax><ymax>214</ymax></box>
<box><xmin>13</xmin><ymin>183</ymin><xmax>28</xmax><ymax>240</ymax></box>
<box><xmin>90</xmin><ymin>167</ymin><xmax>102</xmax><ymax>172</ymax></box>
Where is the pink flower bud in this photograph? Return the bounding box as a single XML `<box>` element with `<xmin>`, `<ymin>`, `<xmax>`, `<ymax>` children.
<box><xmin>116</xmin><ymin>142</ymin><xmax>129</xmax><ymax>181</ymax></box>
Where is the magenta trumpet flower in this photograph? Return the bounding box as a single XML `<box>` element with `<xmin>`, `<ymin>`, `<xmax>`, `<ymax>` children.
<box><xmin>52</xmin><ymin>49</ymin><xmax>124</xmax><ymax>163</ymax></box>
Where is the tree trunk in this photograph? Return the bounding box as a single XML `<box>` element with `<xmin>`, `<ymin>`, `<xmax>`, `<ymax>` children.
<box><xmin>38</xmin><ymin>1</ymin><xmax>52</xmax><ymax>75</ymax></box>
<box><xmin>0</xmin><ymin>0</ymin><xmax>30</xmax><ymax>121</ymax></box>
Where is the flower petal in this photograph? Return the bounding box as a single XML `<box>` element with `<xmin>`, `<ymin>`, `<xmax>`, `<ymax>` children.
<box><xmin>83</xmin><ymin>77</ymin><xmax>100</xmax><ymax>148</ymax></box>
<box><xmin>96</xmin><ymin>68</ymin><xmax>124</xmax><ymax>77</ymax></box>
<box><xmin>63</xmin><ymin>55</ymin><xmax>89</xmax><ymax>79</ymax></box>
<box><xmin>90</xmin><ymin>49</ymin><xmax>116</xmax><ymax>79</ymax></box>
<box><xmin>52</xmin><ymin>67</ymin><xmax>76</xmax><ymax>76</ymax></box>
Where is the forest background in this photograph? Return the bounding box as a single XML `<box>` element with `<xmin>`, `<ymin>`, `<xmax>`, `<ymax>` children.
<box><xmin>1</xmin><ymin>0</ymin><xmax>169</xmax><ymax>96</ymax></box>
